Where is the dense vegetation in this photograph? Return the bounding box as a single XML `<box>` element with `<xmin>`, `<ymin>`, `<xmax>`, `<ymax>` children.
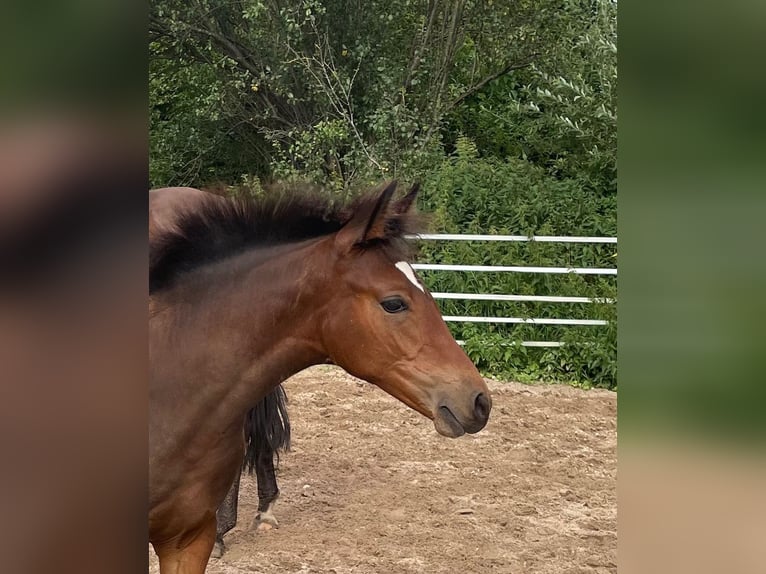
<box><xmin>150</xmin><ymin>0</ymin><xmax>617</xmax><ymax>389</ymax></box>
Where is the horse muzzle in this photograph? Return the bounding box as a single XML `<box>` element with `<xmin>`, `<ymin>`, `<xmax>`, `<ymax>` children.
<box><xmin>433</xmin><ymin>391</ymin><xmax>491</xmax><ymax>438</ymax></box>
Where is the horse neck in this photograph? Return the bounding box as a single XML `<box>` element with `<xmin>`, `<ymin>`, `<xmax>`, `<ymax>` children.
<box><xmin>152</xmin><ymin>235</ymin><xmax>333</xmax><ymax>415</ymax></box>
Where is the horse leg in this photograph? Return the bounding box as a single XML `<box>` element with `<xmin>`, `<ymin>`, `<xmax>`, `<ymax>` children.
<box><xmin>252</xmin><ymin>444</ymin><xmax>280</xmax><ymax>531</ymax></box>
<box><xmin>155</xmin><ymin>517</ymin><xmax>217</xmax><ymax>574</ymax></box>
<box><xmin>211</xmin><ymin>469</ymin><xmax>241</xmax><ymax>558</ymax></box>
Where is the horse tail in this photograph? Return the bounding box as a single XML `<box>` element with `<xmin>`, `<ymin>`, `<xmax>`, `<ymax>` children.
<box><xmin>243</xmin><ymin>384</ymin><xmax>291</xmax><ymax>474</ymax></box>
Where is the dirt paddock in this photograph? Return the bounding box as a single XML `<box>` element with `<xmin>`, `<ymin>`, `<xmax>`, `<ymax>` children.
<box><xmin>150</xmin><ymin>366</ymin><xmax>616</xmax><ymax>573</ymax></box>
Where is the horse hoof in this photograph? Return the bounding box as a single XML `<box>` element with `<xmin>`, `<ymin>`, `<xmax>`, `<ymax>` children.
<box><xmin>253</xmin><ymin>512</ymin><xmax>279</xmax><ymax>531</ymax></box>
<box><xmin>211</xmin><ymin>540</ymin><xmax>225</xmax><ymax>559</ymax></box>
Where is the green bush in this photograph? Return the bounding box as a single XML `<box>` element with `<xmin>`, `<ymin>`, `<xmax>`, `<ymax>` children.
<box><xmin>415</xmin><ymin>144</ymin><xmax>616</xmax><ymax>389</ymax></box>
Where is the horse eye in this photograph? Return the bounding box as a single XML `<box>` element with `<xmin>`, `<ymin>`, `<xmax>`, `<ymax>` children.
<box><xmin>380</xmin><ymin>297</ymin><xmax>408</xmax><ymax>314</ymax></box>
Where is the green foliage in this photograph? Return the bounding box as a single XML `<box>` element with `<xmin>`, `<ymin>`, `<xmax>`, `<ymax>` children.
<box><xmin>149</xmin><ymin>39</ymin><xmax>268</xmax><ymax>185</ymax></box>
<box><xmin>446</xmin><ymin>0</ymin><xmax>617</xmax><ymax>194</ymax></box>
<box><xmin>458</xmin><ymin>294</ymin><xmax>616</xmax><ymax>390</ymax></box>
<box><xmin>415</xmin><ymin>149</ymin><xmax>616</xmax><ymax>389</ymax></box>
<box><xmin>149</xmin><ymin>0</ymin><xmax>573</xmax><ymax>188</ymax></box>
<box><xmin>150</xmin><ymin>0</ymin><xmax>618</xmax><ymax>390</ymax></box>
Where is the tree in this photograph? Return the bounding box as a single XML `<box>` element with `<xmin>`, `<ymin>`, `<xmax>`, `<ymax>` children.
<box><xmin>150</xmin><ymin>0</ymin><xmax>569</xmax><ymax>187</ymax></box>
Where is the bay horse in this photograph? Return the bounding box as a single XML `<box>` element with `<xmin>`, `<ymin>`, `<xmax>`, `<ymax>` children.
<box><xmin>149</xmin><ymin>181</ymin><xmax>491</xmax><ymax>573</ymax></box>
<box><xmin>150</xmin><ymin>187</ymin><xmax>291</xmax><ymax>557</ymax></box>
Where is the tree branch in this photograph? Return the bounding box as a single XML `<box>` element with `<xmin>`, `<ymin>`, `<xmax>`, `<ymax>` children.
<box><xmin>418</xmin><ymin>54</ymin><xmax>538</xmax><ymax>150</ymax></box>
<box><xmin>447</xmin><ymin>55</ymin><xmax>538</xmax><ymax>113</ymax></box>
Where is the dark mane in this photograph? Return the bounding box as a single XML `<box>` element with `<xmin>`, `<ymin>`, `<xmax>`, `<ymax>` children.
<box><xmin>149</xmin><ymin>186</ymin><xmax>421</xmax><ymax>293</ymax></box>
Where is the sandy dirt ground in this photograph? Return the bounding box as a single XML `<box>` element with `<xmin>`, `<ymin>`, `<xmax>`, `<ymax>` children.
<box><xmin>149</xmin><ymin>366</ymin><xmax>616</xmax><ymax>573</ymax></box>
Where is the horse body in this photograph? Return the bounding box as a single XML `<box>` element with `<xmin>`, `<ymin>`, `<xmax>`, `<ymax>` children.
<box><xmin>149</xmin><ymin>186</ymin><xmax>214</xmax><ymax>235</ymax></box>
<box><xmin>150</xmin><ymin>187</ymin><xmax>290</xmax><ymax>557</ymax></box>
<box><xmin>149</xmin><ymin>236</ymin><xmax>327</xmax><ymax>557</ymax></box>
<box><xmin>149</xmin><ymin>182</ymin><xmax>491</xmax><ymax>573</ymax></box>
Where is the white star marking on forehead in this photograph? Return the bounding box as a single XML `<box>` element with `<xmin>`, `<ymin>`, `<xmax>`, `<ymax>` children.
<box><xmin>395</xmin><ymin>261</ymin><xmax>425</xmax><ymax>293</ymax></box>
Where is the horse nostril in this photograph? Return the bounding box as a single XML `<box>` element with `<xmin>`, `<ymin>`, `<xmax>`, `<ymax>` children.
<box><xmin>474</xmin><ymin>392</ymin><xmax>490</xmax><ymax>421</ymax></box>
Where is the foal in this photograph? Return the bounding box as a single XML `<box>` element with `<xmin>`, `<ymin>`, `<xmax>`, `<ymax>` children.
<box><xmin>149</xmin><ymin>182</ymin><xmax>491</xmax><ymax>573</ymax></box>
<box><xmin>150</xmin><ymin>186</ymin><xmax>290</xmax><ymax>556</ymax></box>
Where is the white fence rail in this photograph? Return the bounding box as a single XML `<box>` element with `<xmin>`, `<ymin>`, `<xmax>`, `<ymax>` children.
<box><xmin>454</xmin><ymin>340</ymin><xmax>565</xmax><ymax>348</ymax></box>
<box><xmin>431</xmin><ymin>292</ymin><xmax>614</xmax><ymax>304</ymax></box>
<box><xmin>413</xmin><ymin>263</ymin><xmax>617</xmax><ymax>275</ymax></box>
<box><xmin>442</xmin><ymin>316</ymin><xmax>609</xmax><ymax>326</ymax></box>
<box><xmin>415</xmin><ymin>234</ymin><xmax>617</xmax><ymax>347</ymax></box>
<box><xmin>414</xmin><ymin>233</ymin><xmax>617</xmax><ymax>243</ymax></box>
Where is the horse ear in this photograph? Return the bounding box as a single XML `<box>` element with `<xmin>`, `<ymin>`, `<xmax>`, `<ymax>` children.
<box><xmin>361</xmin><ymin>180</ymin><xmax>398</xmax><ymax>240</ymax></box>
<box><xmin>392</xmin><ymin>182</ymin><xmax>420</xmax><ymax>215</ymax></box>
<box><xmin>335</xmin><ymin>181</ymin><xmax>398</xmax><ymax>252</ymax></box>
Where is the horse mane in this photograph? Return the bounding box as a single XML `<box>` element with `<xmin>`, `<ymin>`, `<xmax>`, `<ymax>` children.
<box><xmin>149</xmin><ymin>184</ymin><xmax>422</xmax><ymax>294</ymax></box>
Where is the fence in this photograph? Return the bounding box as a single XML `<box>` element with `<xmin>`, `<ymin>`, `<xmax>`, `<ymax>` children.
<box><xmin>411</xmin><ymin>234</ymin><xmax>617</xmax><ymax>348</ymax></box>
